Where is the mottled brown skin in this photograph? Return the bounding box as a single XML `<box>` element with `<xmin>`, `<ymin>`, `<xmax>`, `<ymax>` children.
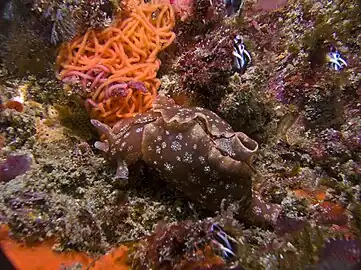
<box><xmin>91</xmin><ymin>95</ymin><xmax>260</xmax><ymax>217</ymax></box>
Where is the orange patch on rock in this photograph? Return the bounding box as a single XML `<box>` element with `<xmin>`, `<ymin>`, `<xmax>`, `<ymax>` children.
<box><xmin>318</xmin><ymin>201</ymin><xmax>346</xmax><ymax>220</ymax></box>
<box><xmin>91</xmin><ymin>246</ymin><xmax>129</xmax><ymax>270</ymax></box>
<box><xmin>0</xmin><ymin>225</ymin><xmax>129</xmax><ymax>270</ymax></box>
<box><xmin>5</xmin><ymin>100</ymin><xmax>24</xmax><ymax>112</ymax></box>
<box><xmin>293</xmin><ymin>189</ymin><xmax>348</xmax><ymax>227</ymax></box>
<box><xmin>293</xmin><ymin>188</ymin><xmax>326</xmax><ymax>202</ymax></box>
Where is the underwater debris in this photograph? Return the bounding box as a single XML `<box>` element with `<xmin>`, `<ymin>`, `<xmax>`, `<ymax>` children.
<box><xmin>209</xmin><ymin>223</ymin><xmax>239</xmax><ymax>260</ymax></box>
<box><xmin>233</xmin><ymin>35</ymin><xmax>252</xmax><ymax>74</ymax></box>
<box><xmin>327</xmin><ymin>49</ymin><xmax>347</xmax><ymax>71</ymax></box>
<box><xmin>224</xmin><ymin>0</ymin><xmax>244</xmax><ymax>16</ymax></box>
<box><xmin>0</xmin><ymin>154</ymin><xmax>31</xmax><ymax>182</ymax></box>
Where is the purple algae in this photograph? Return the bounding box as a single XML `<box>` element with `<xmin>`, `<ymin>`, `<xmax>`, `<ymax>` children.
<box><xmin>0</xmin><ymin>154</ymin><xmax>32</xmax><ymax>182</ymax></box>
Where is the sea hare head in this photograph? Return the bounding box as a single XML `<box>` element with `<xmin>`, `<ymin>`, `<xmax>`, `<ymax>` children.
<box><xmin>91</xmin><ymin>112</ymin><xmax>158</xmax><ymax>179</ymax></box>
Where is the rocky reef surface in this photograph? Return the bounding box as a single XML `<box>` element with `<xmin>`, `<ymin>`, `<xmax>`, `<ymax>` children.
<box><xmin>0</xmin><ymin>0</ymin><xmax>361</xmax><ymax>269</ymax></box>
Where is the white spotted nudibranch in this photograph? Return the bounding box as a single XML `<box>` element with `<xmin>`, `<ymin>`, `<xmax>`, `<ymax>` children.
<box><xmin>91</xmin><ymin>95</ymin><xmax>260</xmax><ymax>217</ymax></box>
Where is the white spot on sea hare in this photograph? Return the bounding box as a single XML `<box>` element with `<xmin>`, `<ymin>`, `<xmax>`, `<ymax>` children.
<box><xmin>206</xmin><ymin>186</ymin><xmax>216</xmax><ymax>194</ymax></box>
<box><xmin>176</xmin><ymin>133</ymin><xmax>183</xmax><ymax>140</ymax></box>
<box><xmin>136</xmin><ymin>127</ymin><xmax>143</xmax><ymax>133</ymax></box>
<box><xmin>188</xmin><ymin>173</ymin><xmax>199</xmax><ymax>183</ymax></box>
<box><xmin>199</xmin><ymin>156</ymin><xmax>205</xmax><ymax>164</ymax></box>
<box><xmin>156</xmin><ymin>145</ymin><xmax>161</xmax><ymax>154</ymax></box>
<box><xmin>161</xmin><ymin>142</ymin><xmax>167</xmax><ymax>149</ymax></box>
<box><xmin>171</xmin><ymin>141</ymin><xmax>182</xmax><ymax>151</ymax></box>
<box><xmin>164</xmin><ymin>162</ymin><xmax>174</xmax><ymax>171</ymax></box>
<box><xmin>182</xmin><ymin>152</ymin><xmax>193</xmax><ymax>163</ymax></box>
<box><xmin>211</xmin><ymin>124</ymin><xmax>219</xmax><ymax>132</ymax></box>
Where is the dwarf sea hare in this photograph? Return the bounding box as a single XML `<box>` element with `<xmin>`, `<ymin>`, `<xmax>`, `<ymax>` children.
<box><xmin>91</xmin><ymin>95</ymin><xmax>258</xmax><ymax>216</ymax></box>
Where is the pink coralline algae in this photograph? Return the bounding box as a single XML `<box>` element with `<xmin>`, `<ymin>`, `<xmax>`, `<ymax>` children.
<box><xmin>252</xmin><ymin>0</ymin><xmax>289</xmax><ymax>12</ymax></box>
<box><xmin>315</xmin><ymin>238</ymin><xmax>361</xmax><ymax>268</ymax></box>
<box><xmin>61</xmin><ymin>65</ymin><xmax>148</xmax><ymax>99</ymax></box>
<box><xmin>169</xmin><ymin>0</ymin><xmax>193</xmax><ymax>21</ymax></box>
<box><xmin>176</xmin><ymin>26</ymin><xmax>235</xmax><ymax>102</ymax></box>
<box><xmin>91</xmin><ymin>95</ymin><xmax>258</xmax><ymax>217</ymax></box>
<box><xmin>0</xmin><ymin>155</ymin><xmax>32</xmax><ymax>182</ymax></box>
<box><xmin>131</xmin><ymin>219</ymin><xmax>243</xmax><ymax>269</ymax></box>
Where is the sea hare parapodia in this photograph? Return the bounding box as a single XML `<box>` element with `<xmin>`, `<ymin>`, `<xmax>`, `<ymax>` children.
<box><xmin>91</xmin><ymin>95</ymin><xmax>258</xmax><ymax>215</ymax></box>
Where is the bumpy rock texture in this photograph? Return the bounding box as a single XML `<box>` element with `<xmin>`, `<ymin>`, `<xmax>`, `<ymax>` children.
<box><xmin>92</xmin><ymin>95</ymin><xmax>259</xmax><ymax>215</ymax></box>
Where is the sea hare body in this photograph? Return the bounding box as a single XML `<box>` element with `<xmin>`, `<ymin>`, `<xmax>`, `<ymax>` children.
<box><xmin>91</xmin><ymin>95</ymin><xmax>258</xmax><ymax>215</ymax></box>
